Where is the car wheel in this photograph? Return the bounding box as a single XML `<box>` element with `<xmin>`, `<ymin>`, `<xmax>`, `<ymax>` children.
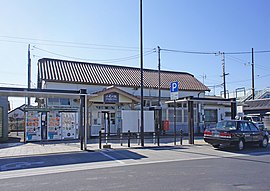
<box><xmin>260</xmin><ymin>136</ymin><xmax>269</xmax><ymax>148</ymax></box>
<box><xmin>212</xmin><ymin>144</ymin><xmax>220</xmax><ymax>148</ymax></box>
<box><xmin>236</xmin><ymin>139</ymin><xmax>245</xmax><ymax>151</ymax></box>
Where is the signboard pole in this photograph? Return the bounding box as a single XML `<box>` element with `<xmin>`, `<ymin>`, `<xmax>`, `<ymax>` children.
<box><xmin>79</xmin><ymin>89</ymin><xmax>87</xmax><ymax>151</ymax></box>
<box><xmin>174</xmin><ymin>100</ymin><xmax>176</xmax><ymax>145</ymax></box>
<box><xmin>84</xmin><ymin>94</ymin><xmax>88</xmax><ymax>151</ymax></box>
<box><xmin>170</xmin><ymin>81</ymin><xmax>179</xmax><ymax>146</ymax></box>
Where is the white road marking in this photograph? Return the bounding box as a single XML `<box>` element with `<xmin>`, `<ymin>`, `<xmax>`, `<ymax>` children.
<box><xmin>100</xmin><ymin>151</ymin><xmax>126</xmax><ymax>164</ymax></box>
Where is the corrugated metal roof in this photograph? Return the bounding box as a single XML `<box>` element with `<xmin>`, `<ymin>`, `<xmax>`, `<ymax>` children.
<box><xmin>244</xmin><ymin>99</ymin><xmax>270</xmax><ymax>110</ymax></box>
<box><xmin>38</xmin><ymin>58</ymin><xmax>209</xmax><ymax>91</ymax></box>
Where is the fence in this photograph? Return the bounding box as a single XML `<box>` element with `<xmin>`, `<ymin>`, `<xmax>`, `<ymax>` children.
<box><xmin>98</xmin><ymin>130</ymin><xmax>184</xmax><ymax>149</ymax></box>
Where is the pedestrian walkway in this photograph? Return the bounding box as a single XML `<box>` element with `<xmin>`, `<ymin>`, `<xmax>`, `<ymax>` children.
<box><xmin>0</xmin><ymin>138</ymin><xmax>207</xmax><ymax>159</ymax></box>
<box><xmin>0</xmin><ymin>142</ymin><xmax>81</xmax><ymax>158</ymax></box>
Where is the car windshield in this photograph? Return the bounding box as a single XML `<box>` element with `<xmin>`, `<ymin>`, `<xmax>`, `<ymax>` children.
<box><xmin>216</xmin><ymin>121</ymin><xmax>237</xmax><ymax>131</ymax></box>
<box><xmin>251</xmin><ymin>116</ymin><xmax>261</xmax><ymax>122</ymax></box>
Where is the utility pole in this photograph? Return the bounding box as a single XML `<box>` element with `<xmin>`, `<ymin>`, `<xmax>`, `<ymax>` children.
<box><xmin>139</xmin><ymin>0</ymin><xmax>144</xmax><ymax>146</ymax></box>
<box><xmin>201</xmin><ymin>73</ymin><xmax>206</xmax><ymax>84</ymax></box>
<box><xmin>157</xmin><ymin>46</ymin><xmax>162</xmax><ymax>146</ymax></box>
<box><xmin>27</xmin><ymin>44</ymin><xmax>31</xmax><ymax>106</ymax></box>
<box><xmin>251</xmin><ymin>48</ymin><xmax>255</xmax><ymax>100</ymax></box>
<box><xmin>157</xmin><ymin>46</ymin><xmax>161</xmax><ymax>105</ymax></box>
<box><xmin>221</xmin><ymin>52</ymin><xmax>228</xmax><ymax>98</ymax></box>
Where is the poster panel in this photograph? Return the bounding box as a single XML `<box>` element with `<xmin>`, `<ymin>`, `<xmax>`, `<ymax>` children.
<box><xmin>143</xmin><ymin>111</ymin><xmax>155</xmax><ymax>132</ymax></box>
<box><xmin>121</xmin><ymin>110</ymin><xmax>154</xmax><ymax>133</ymax></box>
<box><xmin>47</xmin><ymin>111</ymin><xmax>61</xmax><ymax>140</ymax></box>
<box><xmin>25</xmin><ymin>111</ymin><xmax>41</xmax><ymax>141</ymax></box>
<box><xmin>61</xmin><ymin>112</ymin><xmax>78</xmax><ymax>139</ymax></box>
<box><xmin>121</xmin><ymin>110</ymin><xmax>140</xmax><ymax>133</ymax></box>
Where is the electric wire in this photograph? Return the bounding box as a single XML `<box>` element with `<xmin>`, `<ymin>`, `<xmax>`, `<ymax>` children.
<box><xmin>161</xmin><ymin>48</ymin><xmax>218</xmax><ymax>55</ymax></box>
<box><xmin>161</xmin><ymin>48</ymin><xmax>270</xmax><ymax>55</ymax></box>
<box><xmin>225</xmin><ymin>50</ymin><xmax>270</xmax><ymax>55</ymax></box>
<box><xmin>0</xmin><ymin>35</ymin><xmax>147</xmax><ymax>51</ymax></box>
<box><xmin>33</xmin><ymin>46</ymin><xmax>155</xmax><ymax>63</ymax></box>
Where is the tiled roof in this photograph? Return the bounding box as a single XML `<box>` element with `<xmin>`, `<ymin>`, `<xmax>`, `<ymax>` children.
<box><xmin>38</xmin><ymin>58</ymin><xmax>209</xmax><ymax>91</ymax></box>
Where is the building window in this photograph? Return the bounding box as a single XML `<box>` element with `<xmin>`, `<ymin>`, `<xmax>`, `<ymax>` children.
<box><xmin>263</xmin><ymin>94</ymin><xmax>270</xmax><ymax>99</ymax></box>
<box><xmin>225</xmin><ymin>112</ymin><xmax>231</xmax><ymax>117</ymax></box>
<box><xmin>48</xmin><ymin>98</ymin><xmax>70</xmax><ymax>106</ymax></box>
<box><xmin>184</xmin><ymin>109</ymin><xmax>188</xmax><ymax>122</ymax></box>
<box><xmin>0</xmin><ymin>107</ymin><xmax>3</xmax><ymax>138</ymax></box>
<box><xmin>168</xmin><ymin>109</ymin><xmax>182</xmax><ymax>123</ymax></box>
<box><xmin>204</xmin><ymin>109</ymin><xmax>218</xmax><ymax>123</ymax></box>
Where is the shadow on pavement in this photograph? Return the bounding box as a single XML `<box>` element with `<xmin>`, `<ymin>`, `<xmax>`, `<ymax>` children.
<box><xmin>216</xmin><ymin>144</ymin><xmax>270</xmax><ymax>156</ymax></box>
<box><xmin>0</xmin><ymin>149</ymin><xmax>147</xmax><ymax>172</ymax></box>
<box><xmin>137</xmin><ymin>145</ymin><xmax>189</xmax><ymax>151</ymax></box>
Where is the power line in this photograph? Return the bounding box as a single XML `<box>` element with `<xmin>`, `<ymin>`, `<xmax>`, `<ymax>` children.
<box><xmin>225</xmin><ymin>50</ymin><xmax>270</xmax><ymax>55</ymax></box>
<box><xmin>226</xmin><ymin>55</ymin><xmax>247</xmax><ymax>64</ymax></box>
<box><xmin>161</xmin><ymin>48</ymin><xmax>270</xmax><ymax>55</ymax></box>
<box><xmin>33</xmin><ymin>46</ymin><xmax>155</xmax><ymax>63</ymax></box>
<box><xmin>0</xmin><ymin>39</ymin><xmax>142</xmax><ymax>52</ymax></box>
<box><xmin>226</xmin><ymin>55</ymin><xmax>270</xmax><ymax>71</ymax></box>
<box><xmin>2</xmin><ymin>35</ymin><xmax>270</xmax><ymax>55</ymax></box>
<box><xmin>161</xmin><ymin>48</ymin><xmax>217</xmax><ymax>55</ymax></box>
<box><xmin>0</xmin><ymin>35</ymin><xmax>141</xmax><ymax>50</ymax></box>
<box><xmin>256</xmin><ymin>64</ymin><xmax>270</xmax><ymax>71</ymax></box>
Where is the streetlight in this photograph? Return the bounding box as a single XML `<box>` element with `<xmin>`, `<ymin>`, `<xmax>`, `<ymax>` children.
<box><xmin>139</xmin><ymin>0</ymin><xmax>144</xmax><ymax>146</ymax></box>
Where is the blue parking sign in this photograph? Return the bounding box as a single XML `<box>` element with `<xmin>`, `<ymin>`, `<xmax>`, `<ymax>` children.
<box><xmin>170</xmin><ymin>82</ymin><xmax>178</xmax><ymax>92</ymax></box>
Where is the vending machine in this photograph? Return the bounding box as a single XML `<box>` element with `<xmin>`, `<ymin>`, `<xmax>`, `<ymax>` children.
<box><xmin>25</xmin><ymin>111</ymin><xmax>41</xmax><ymax>141</ymax></box>
<box><xmin>61</xmin><ymin>112</ymin><xmax>78</xmax><ymax>139</ymax></box>
<box><xmin>47</xmin><ymin>111</ymin><xmax>61</xmax><ymax>140</ymax></box>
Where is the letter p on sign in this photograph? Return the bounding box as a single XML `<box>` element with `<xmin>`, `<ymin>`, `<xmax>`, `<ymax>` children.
<box><xmin>170</xmin><ymin>82</ymin><xmax>179</xmax><ymax>100</ymax></box>
<box><xmin>170</xmin><ymin>82</ymin><xmax>178</xmax><ymax>92</ymax></box>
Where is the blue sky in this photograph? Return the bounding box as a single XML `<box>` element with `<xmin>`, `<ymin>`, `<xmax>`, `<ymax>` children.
<box><xmin>0</xmin><ymin>0</ymin><xmax>269</xmax><ymax>108</ymax></box>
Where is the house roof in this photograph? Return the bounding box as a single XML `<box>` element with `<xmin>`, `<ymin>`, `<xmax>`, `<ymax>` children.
<box><xmin>38</xmin><ymin>58</ymin><xmax>209</xmax><ymax>92</ymax></box>
<box><xmin>244</xmin><ymin>99</ymin><xmax>270</xmax><ymax>111</ymax></box>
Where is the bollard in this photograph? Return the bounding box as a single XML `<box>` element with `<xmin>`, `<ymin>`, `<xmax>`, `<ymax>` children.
<box><xmin>157</xmin><ymin>129</ymin><xmax>160</xmax><ymax>147</ymax></box>
<box><xmin>99</xmin><ymin>131</ymin><xmax>102</xmax><ymax>149</ymax></box>
<box><xmin>120</xmin><ymin>133</ymin><xmax>123</xmax><ymax>146</ymax></box>
<box><xmin>128</xmin><ymin>130</ymin><xmax>131</xmax><ymax>147</ymax></box>
<box><xmin>137</xmin><ymin>133</ymin><xmax>140</xmax><ymax>145</ymax></box>
<box><xmin>180</xmin><ymin>129</ymin><xmax>183</xmax><ymax>145</ymax></box>
<box><xmin>153</xmin><ymin>132</ymin><xmax>156</xmax><ymax>144</ymax></box>
<box><xmin>174</xmin><ymin>132</ymin><xmax>176</xmax><ymax>146</ymax></box>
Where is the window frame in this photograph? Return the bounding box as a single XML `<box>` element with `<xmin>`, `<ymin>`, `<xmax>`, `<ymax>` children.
<box><xmin>240</xmin><ymin>122</ymin><xmax>251</xmax><ymax>132</ymax></box>
<box><xmin>248</xmin><ymin>122</ymin><xmax>259</xmax><ymax>132</ymax></box>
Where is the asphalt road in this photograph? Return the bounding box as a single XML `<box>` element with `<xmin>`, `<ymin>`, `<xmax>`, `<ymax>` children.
<box><xmin>1</xmin><ymin>145</ymin><xmax>270</xmax><ymax>191</ymax></box>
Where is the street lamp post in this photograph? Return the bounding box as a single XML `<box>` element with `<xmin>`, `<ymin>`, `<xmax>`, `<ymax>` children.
<box><xmin>139</xmin><ymin>0</ymin><xmax>144</xmax><ymax>146</ymax></box>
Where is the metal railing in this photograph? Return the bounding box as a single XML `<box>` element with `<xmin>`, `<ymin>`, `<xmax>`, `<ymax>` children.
<box><xmin>98</xmin><ymin>130</ymin><xmax>184</xmax><ymax>149</ymax></box>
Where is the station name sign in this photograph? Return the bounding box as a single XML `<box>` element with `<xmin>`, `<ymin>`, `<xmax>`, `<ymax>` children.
<box><xmin>104</xmin><ymin>92</ymin><xmax>119</xmax><ymax>103</ymax></box>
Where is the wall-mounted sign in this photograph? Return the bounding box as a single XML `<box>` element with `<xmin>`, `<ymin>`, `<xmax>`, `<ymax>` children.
<box><xmin>104</xmin><ymin>92</ymin><xmax>119</xmax><ymax>103</ymax></box>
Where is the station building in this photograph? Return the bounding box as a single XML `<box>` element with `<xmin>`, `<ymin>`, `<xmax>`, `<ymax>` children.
<box><xmin>35</xmin><ymin>58</ymin><xmax>236</xmax><ymax>139</ymax></box>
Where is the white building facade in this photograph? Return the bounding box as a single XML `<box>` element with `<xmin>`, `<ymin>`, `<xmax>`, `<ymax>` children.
<box><xmin>37</xmin><ymin>58</ymin><xmax>229</xmax><ymax>137</ymax></box>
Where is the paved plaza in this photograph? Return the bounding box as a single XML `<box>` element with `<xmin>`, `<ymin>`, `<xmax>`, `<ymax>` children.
<box><xmin>0</xmin><ymin>137</ymin><xmax>206</xmax><ymax>158</ymax></box>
